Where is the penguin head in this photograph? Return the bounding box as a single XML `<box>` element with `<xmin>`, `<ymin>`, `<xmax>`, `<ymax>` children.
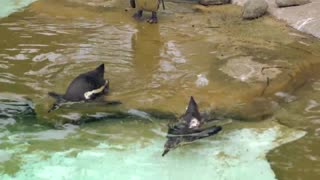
<box><xmin>162</xmin><ymin>135</ymin><xmax>181</xmax><ymax>157</ymax></box>
<box><xmin>162</xmin><ymin>124</ymin><xmax>184</xmax><ymax>156</ymax></box>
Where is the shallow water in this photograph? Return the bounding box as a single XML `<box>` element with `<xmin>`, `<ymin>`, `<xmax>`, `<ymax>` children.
<box><xmin>1</xmin><ymin>0</ymin><xmax>320</xmax><ymax>179</ymax></box>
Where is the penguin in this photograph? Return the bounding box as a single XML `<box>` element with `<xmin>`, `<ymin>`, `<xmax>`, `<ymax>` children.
<box><xmin>162</xmin><ymin>96</ymin><xmax>222</xmax><ymax>156</ymax></box>
<box><xmin>48</xmin><ymin>64</ymin><xmax>110</xmax><ymax>112</ymax></box>
<box><xmin>130</xmin><ymin>0</ymin><xmax>165</xmax><ymax>24</ymax></box>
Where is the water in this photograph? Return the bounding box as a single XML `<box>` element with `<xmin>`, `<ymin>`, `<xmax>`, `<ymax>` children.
<box><xmin>1</xmin><ymin>0</ymin><xmax>320</xmax><ymax>179</ymax></box>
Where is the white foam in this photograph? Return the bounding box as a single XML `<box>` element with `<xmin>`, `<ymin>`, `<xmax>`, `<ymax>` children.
<box><xmin>275</xmin><ymin>92</ymin><xmax>297</xmax><ymax>103</ymax></box>
<box><xmin>196</xmin><ymin>74</ymin><xmax>209</xmax><ymax>87</ymax></box>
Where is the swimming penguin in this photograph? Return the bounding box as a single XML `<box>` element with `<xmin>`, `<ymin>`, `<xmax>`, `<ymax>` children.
<box><xmin>130</xmin><ymin>0</ymin><xmax>165</xmax><ymax>24</ymax></box>
<box><xmin>162</xmin><ymin>96</ymin><xmax>222</xmax><ymax>156</ymax></box>
<box><xmin>48</xmin><ymin>64</ymin><xmax>109</xmax><ymax>112</ymax></box>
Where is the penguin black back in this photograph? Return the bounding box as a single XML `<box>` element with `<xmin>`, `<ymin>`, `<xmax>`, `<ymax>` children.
<box><xmin>63</xmin><ymin>64</ymin><xmax>106</xmax><ymax>101</ymax></box>
<box><xmin>48</xmin><ymin>64</ymin><xmax>109</xmax><ymax>112</ymax></box>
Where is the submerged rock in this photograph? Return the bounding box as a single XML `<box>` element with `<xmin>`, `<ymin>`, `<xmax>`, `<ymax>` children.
<box><xmin>0</xmin><ymin>94</ymin><xmax>35</xmax><ymax>119</ymax></box>
<box><xmin>199</xmin><ymin>0</ymin><xmax>231</xmax><ymax>6</ymax></box>
<box><xmin>242</xmin><ymin>0</ymin><xmax>268</xmax><ymax>19</ymax></box>
<box><xmin>219</xmin><ymin>56</ymin><xmax>282</xmax><ymax>83</ymax></box>
<box><xmin>50</xmin><ymin>106</ymin><xmax>177</xmax><ymax>125</ymax></box>
<box><xmin>275</xmin><ymin>0</ymin><xmax>310</xmax><ymax>8</ymax></box>
<box><xmin>0</xmin><ymin>94</ymin><xmax>36</xmax><ymax>131</ymax></box>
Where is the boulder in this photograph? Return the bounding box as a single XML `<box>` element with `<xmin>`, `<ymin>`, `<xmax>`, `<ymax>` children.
<box><xmin>199</xmin><ymin>0</ymin><xmax>231</xmax><ymax>6</ymax></box>
<box><xmin>275</xmin><ymin>0</ymin><xmax>310</xmax><ymax>8</ymax></box>
<box><xmin>242</xmin><ymin>0</ymin><xmax>268</xmax><ymax>19</ymax></box>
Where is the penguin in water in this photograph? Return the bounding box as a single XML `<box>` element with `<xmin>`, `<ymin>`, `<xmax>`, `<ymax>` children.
<box><xmin>130</xmin><ymin>0</ymin><xmax>165</xmax><ymax>24</ymax></box>
<box><xmin>162</xmin><ymin>96</ymin><xmax>222</xmax><ymax>156</ymax></box>
<box><xmin>48</xmin><ymin>64</ymin><xmax>113</xmax><ymax>113</ymax></box>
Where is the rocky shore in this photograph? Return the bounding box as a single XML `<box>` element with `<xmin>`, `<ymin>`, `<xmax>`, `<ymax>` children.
<box><xmin>232</xmin><ymin>0</ymin><xmax>320</xmax><ymax>38</ymax></box>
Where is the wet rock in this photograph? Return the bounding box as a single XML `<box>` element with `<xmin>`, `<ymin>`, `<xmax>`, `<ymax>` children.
<box><xmin>0</xmin><ymin>94</ymin><xmax>35</xmax><ymax>119</ymax></box>
<box><xmin>199</xmin><ymin>0</ymin><xmax>231</xmax><ymax>6</ymax></box>
<box><xmin>0</xmin><ymin>94</ymin><xmax>36</xmax><ymax>130</ymax></box>
<box><xmin>242</xmin><ymin>0</ymin><xmax>268</xmax><ymax>19</ymax></box>
<box><xmin>233</xmin><ymin>0</ymin><xmax>320</xmax><ymax>38</ymax></box>
<box><xmin>275</xmin><ymin>0</ymin><xmax>310</xmax><ymax>7</ymax></box>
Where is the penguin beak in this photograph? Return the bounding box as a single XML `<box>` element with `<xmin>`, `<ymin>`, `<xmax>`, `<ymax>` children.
<box><xmin>162</xmin><ymin>148</ymin><xmax>170</xmax><ymax>157</ymax></box>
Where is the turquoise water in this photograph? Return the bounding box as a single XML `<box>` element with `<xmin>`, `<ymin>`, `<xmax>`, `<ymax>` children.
<box><xmin>0</xmin><ymin>0</ymin><xmax>37</xmax><ymax>18</ymax></box>
<box><xmin>0</xmin><ymin>118</ymin><xmax>305</xmax><ymax>180</ymax></box>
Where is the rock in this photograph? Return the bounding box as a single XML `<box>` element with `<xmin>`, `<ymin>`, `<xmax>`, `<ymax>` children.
<box><xmin>199</xmin><ymin>0</ymin><xmax>231</xmax><ymax>6</ymax></box>
<box><xmin>232</xmin><ymin>0</ymin><xmax>320</xmax><ymax>38</ymax></box>
<box><xmin>242</xmin><ymin>0</ymin><xmax>268</xmax><ymax>20</ymax></box>
<box><xmin>0</xmin><ymin>94</ymin><xmax>36</xmax><ymax>129</ymax></box>
<box><xmin>0</xmin><ymin>94</ymin><xmax>35</xmax><ymax>118</ymax></box>
<box><xmin>219</xmin><ymin>56</ymin><xmax>282</xmax><ymax>83</ymax></box>
<box><xmin>275</xmin><ymin>0</ymin><xmax>310</xmax><ymax>8</ymax></box>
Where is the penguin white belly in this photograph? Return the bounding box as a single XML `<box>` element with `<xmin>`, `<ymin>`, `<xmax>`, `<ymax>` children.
<box><xmin>136</xmin><ymin>0</ymin><xmax>160</xmax><ymax>12</ymax></box>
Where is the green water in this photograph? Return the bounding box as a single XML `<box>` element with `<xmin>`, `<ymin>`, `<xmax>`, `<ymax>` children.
<box><xmin>1</xmin><ymin>0</ymin><xmax>320</xmax><ymax>179</ymax></box>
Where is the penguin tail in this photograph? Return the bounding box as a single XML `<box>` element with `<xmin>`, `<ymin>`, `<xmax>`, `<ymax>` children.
<box><xmin>48</xmin><ymin>92</ymin><xmax>64</xmax><ymax>113</ymax></box>
<box><xmin>48</xmin><ymin>92</ymin><xmax>64</xmax><ymax>101</ymax></box>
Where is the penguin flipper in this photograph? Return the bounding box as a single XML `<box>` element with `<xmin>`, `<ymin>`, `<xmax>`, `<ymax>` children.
<box><xmin>187</xmin><ymin>126</ymin><xmax>222</xmax><ymax>141</ymax></box>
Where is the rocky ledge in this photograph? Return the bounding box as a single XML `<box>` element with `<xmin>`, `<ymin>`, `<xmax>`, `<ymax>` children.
<box><xmin>233</xmin><ymin>0</ymin><xmax>320</xmax><ymax>38</ymax></box>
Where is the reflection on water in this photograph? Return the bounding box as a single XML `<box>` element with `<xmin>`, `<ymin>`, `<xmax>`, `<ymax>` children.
<box><xmin>1</xmin><ymin>0</ymin><xmax>320</xmax><ymax>179</ymax></box>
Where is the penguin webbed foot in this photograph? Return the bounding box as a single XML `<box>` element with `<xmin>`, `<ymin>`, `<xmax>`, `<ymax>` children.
<box><xmin>147</xmin><ymin>12</ymin><xmax>158</xmax><ymax>24</ymax></box>
<box><xmin>133</xmin><ymin>10</ymin><xmax>143</xmax><ymax>20</ymax></box>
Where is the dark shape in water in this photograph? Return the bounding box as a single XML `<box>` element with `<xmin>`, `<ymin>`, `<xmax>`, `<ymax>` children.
<box><xmin>48</xmin><ymin>64</ymin><xmax>110</xmax><ymax>112</ymax></box>
<box><xmin>0</xmin><ymin>98</ymin><xmax>35</xmax><ymax>118</ymax></box>
<box><xmin>162</xmin><ymin>96</ymin><xmax>222</xmax><ymax>156</ymax></box>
